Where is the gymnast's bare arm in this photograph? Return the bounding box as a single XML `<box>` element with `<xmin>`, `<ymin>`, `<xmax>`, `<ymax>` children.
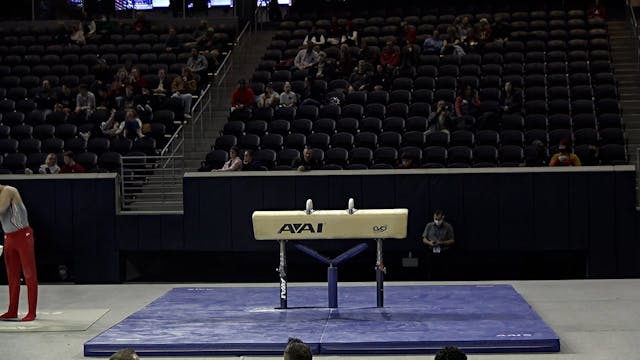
<box><xmin>0</xmin><ymin>186</ymin><xmax>21</xmax><ymax>213</ymax></box>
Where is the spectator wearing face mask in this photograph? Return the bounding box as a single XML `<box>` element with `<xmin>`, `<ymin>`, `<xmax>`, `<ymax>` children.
<box><xmin>421</xmin><ymin>209</ymin><xmax>455</xmax><ymax>280</ymax></box>
<box><xmin>422</xmin><ymin>210</ymin><xmax>455</xmax><ymax>254</ymax></box>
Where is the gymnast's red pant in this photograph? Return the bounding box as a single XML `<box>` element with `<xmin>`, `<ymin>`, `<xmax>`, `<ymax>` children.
<box><xmin>2</xmin><ymin>226</ymin><xmax>37</xmax><ymax>319</ymax></box>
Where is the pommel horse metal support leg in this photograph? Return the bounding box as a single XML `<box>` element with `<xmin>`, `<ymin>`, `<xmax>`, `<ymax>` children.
<box><xmin>376</xmin><ymin>238</ymin><xmax>384</xmax><ymax>307</ymax></box>
<box><xmin>277</xmin><ymin>239</ymin><xmax>287</xmax><ymax>309</ymax></box>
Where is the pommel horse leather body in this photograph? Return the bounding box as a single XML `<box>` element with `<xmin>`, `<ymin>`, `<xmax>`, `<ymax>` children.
<box><xmin>252</xmin><ymin>208</ymin><xmax>408</xmax><ymax>240</ymax></box>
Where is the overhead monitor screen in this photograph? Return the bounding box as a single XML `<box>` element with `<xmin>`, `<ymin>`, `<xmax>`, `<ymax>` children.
<box><xmin>115</xmin><ymin>0</ymin><xmax>154</xmax><ymax>10</ymax></box>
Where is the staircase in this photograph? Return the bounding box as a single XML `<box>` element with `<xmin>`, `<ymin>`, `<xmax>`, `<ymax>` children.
<box><xmin>608</xmin><ymin>20</ymin><xmax>640</xmax><ymax>164</ymax></box>
<box><xmin>118</xmin><ymin>26</ymin><xmax>277</xmax><ymax>213</ymax></box>
<box><xmin>183</xmin><ymin>29</ymin><xmax>277</xmax><ymax>171</ymax></box>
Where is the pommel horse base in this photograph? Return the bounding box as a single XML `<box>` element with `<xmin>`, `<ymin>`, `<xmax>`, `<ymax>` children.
<box><xmin>252</xmin><ymin>198</ymin><xmax>408</xmax><ymax>309</ymax></box>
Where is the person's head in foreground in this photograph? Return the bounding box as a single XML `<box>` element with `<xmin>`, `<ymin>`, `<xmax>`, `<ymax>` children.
<box><xmin>284</xmin><ymin>337</ymin><xmax>312</xmax><ymax>360</ymax></box>
<box><xmin>110</xmin><ymin>348</ymin><xmax>140</xmax><ymax>360</ymax></box>
<box><xmin>434</xmin><ymin>346</ymin><xmax>467</xmax><ymax>360</ymax></box>
<box><xmin>433</xmin><ymin>209</ymin><xmax>445</xmax><ymax>226</ymax></box>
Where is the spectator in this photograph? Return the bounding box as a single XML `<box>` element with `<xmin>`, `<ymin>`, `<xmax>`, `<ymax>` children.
<box><xmin>336</xmin><ymin>44</ymin><xmax>355</xmax><ymax>78</ymax></box>
<box><xmin>37</xmin><ymin>153</ymin><xmax>60</xmax><ymax>174</ymax></box>
<box><xmin>117</xmin><ymin>85</ymin><xmax>136</xmax><ymax>110</ymax></box>
<box><xmin>399</xmin><ymin>40</ymin><xmax>419</xmax><ymax>70</ymax></box>
<box><xmin>293</xmin><ymin>147</ymin><xmax>321</xmax><ymax>171</ymax></box>
<box><xmin>588</xmin><ymin>0</ymin><xmax>607</xmax><ymax>19</ymax></box>
<box><xmin>359</xmin><ymin>42</ymin><xmax>379</xmax><ymax>66</ymax></box>
<box><xmin>303</xmin><ymin>26</ymin><xmax>326</xmax><ymax>46</ymax></box>
<box><xmin>187</xmin><ymin>48</ymin><xmax>209</xmax><ymax>80</ymax></box>
<box><xmin>475</xmin><ymin>18</ymin><xmax>493</xmax><ymax>45</ymax></box>
<box><xmin>195</xmin><ymin>27</ymin><xmax>218</xmax><ymax>54</ymax></box>
<box><xmin>34</xmin><ymin>80</ymin><xmax>57</xmax><ymax>116</ymax></box>
<box><xmin>171</xmin><ymin>67</ymin><xmax>199</xmax><ymax>119</ymax></box>
<box><xmin>455</xmin><ymin>84</ymin><xmax>480</xmax><ymax>128</ymax></box>
<box><xmin>164</xmin><ymin>26</ymin><xmax>182</xmax><ymax>52</ymax></box>
<box><xmin>422</xmin><ymin>209</ymin><xmax>455</xmax><ymax>251</ymax></box>
<box><xmin>242</xmin><ymin>150</ymin><xmax>263</xmax><ymax>171</ymax></box>
<box><xmin>109</xmin><ymin>348</ymin><xmax>140</xmax><ymax>360</ymax></box>
<box><xmin>550</xmin><ymin>139</ymin><xmax>582</xmax><ymax>167</ymax></box>
<box><xmin>441</xmin><ymin>39</ymin><xmax>466</xmax><ymax>57</ymax></box>
<box><xmin>57</xmin><ymin>84</ymin><xmax>76</xmax><ymax>113</ymax></box>
<box><xmin>422</xmin><ymin>31</ymin><xmax>443</xmax><ymax>55</ymax></box>
<box><xmin>74</xmin><ymin>84</ymin><xmax>96</xmax><ymax>121</ymax></box>
<box><xmin>257</xmin><ymin>84</ymin><xmax>280</xmax><ymax>108</ymax></box>
<box><xmin>400</xmin><ymin>21</ymin><xmax>417</xmax><ymax>44</ymax></box>
<box><xmin>129</xmin><ymin>67</ymin><xmax>149</xmax><ymax>94</ymax></box>
<box><xmin>397</xmin><ymin>152</ymin><xmax>418</xmax><ymax>169</ymax></box>
<box><xmin>283</xmin><ymin>338</ymin><xmax>312</xmax><ymax>360</ymax></box>
<box><xmin>526</xmin><ymin>139</ymin><xmax>549</xmax><ymax>166</ymax></box>
<box><xmin>151</xmin><ymin>68</ymin><xmax>171</xmax><ymax>109</ymax></box>
<box><xmin>310</xmin><ymin>51</ymin><xmax>335</xmax><ymax>81</ymax></box>
<box><xmin>455</xmin><ymin>16</ymin><xmax>473</xmax><ymax>42</ymax></box>
<box><xmin>213</xmin><ymin>146</ymin><xmax>242</xmax><ymax>172</ymax></box>
<box><xmin>340</xmin><ymin>21</ymin><xmax>358</xmax><ymax>46</ymax></box>
<box><xmin>133</xmin><ymin>13</ymin><xmax>150</xmax><ymax>33</ymax></box>
<box><xmin>192</xmin><ymin>20</ymin><xmax>210</xmax><ymax>40</ymax></box>
<box><xmin>116</xmin><ymin>109</ymin><xmax>144</xmax><ymax>141</ymax></box>
<box><xmin>53</xmin><ymin>23</ymin><xmax>69</xmax><ymax>44</ymax></box>
<box><xmin>422</xmin><ymin>209</ymin><xmax>455</xmax><ymax>279</ymax></box>
<box><xmin>60</xmin><ymin>151</ymin><xmax>86</xmax><ymax>173</ymax></box>
<box><xmin>501</xmin><ymin>81</ymin><xmax>523</xmax><ymax>114</ymax></box>
<box><xmin>349</xmin><ymin>60</ymin><xmax>372</xmax><ymax>92</ymax></box>
<box><xmin>280</xmin><ymin>82</ymin><xmax>298</xmax><ymax>108</ymax></box>
<box><xmin>435</xmin><ymin>346</ymin><xmax>467</xmax><ymax>360</ymax></box>
<box><xmin>492</xmin><ymin>17</ymin><xmax>511</xmax><ymax>43</ymax></box>
<box><xmin>230</xmin><ymin>78</ymin><xmax>255</xmax><ymax>112</ymax></box>
<box><xmin>326</xmin><ymin>16</ymin><xmax>343</xmax><ymax>45</ymax></box>
<box><xmin>427</xmin><ymin>100</ymin><xmax>456</xmax><ymax>134</ymax></box>
<box><xmin>69</xmin><ymin>22</ymin><xmax>86</xmax><ymax>45</ymax></box>
<box><xmin>380</xmin><ymin>41</ymin><xmax>400</xmax><ymax>70</ymax></box>
<box><xmin>100</xmin><ymin>109</ymin><xmax>120</xmax><ymax>138</ymax></box>
<box><xmin>294</xmin><ymin>43</ymin><xmax>320</xmax><ymax>71</ymax></box>
<box><xmin>370</xmin><ymin>63</ymin><xmax>391</xmax><ymax>91</ymax></box>
<box><xmin>110</xmin><ymin>67</ymin><xmax>131</xmax><ymax>100</ymax></box>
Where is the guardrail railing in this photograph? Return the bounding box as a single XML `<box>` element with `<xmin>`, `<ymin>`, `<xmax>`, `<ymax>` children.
<box><xmin>119</xmin><ymin>155</ymin><xmax>185</xmax><ymax>213</ymax></box>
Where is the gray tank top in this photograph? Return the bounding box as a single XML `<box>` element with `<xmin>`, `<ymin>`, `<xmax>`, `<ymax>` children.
<box><xmin>0</xmin><ymin>201</ymin><xmax>29</xmax><ymax>233</ymax></box>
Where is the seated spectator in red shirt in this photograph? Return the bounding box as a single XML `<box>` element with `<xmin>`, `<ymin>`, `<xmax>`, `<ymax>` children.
<box><xmin>60</xmin><ymin>151</ymin><xmax>86</xmax><ymax>173</ymax></box>
<box><xmin>231</xmin><ymin>78</ymin><xmax>255</xmax><ymax>112</ymax></box>
<box><xmin>400</xmin><ymin>21</ymin><xmax>417</xmax><ymax>44</ymax></box>
<box><xmin>455</xmin><ymin>85</ymin><xmax>480</xmax><ymax>118</ymax></box>
<box><xmin>380</xmin><ymin>41</ymin><xmax>400</xmax><ymax>70</ymax></box>
<box><xmin>474</xmin><ymin>18</ymin><xmax>492</xmax><ymax>45</ymax></box>
<box><xmin>588</xmin><ymin>0</ymin><xmax>607</xmax><ymax>19</ymax></box>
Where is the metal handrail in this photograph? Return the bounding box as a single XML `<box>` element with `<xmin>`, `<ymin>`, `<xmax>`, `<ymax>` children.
<box><xmin>625</xmin><ymin>0</ymin><xmax>640</xmax><ymax>68</ymax></box>
<box><xmin>160</xmin><ymin>124</ymin><xmax>184</xmax><ymax>157</ymax></box>
<box><xmin>237</xmin><ymin>21</ymin><xmax>252</xmax><ymax>45</ymax></box>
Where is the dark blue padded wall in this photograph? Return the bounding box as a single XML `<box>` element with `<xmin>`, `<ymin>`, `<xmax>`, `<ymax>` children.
<box><xmin>0</xmin><ymin>168</ymin><xmax>637</xmax><ymax>284</ymax></box>
<box><xmin>183</xmin><ymin>168</ymin><xmax>639</xmax><ymax>278</ymax></box>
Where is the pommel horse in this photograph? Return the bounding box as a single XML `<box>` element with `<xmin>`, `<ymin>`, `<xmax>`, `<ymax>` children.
<box><xmin>252</xmin><ymin>199</ymin><xmax>408</xmax><ymax>309</ymax></box>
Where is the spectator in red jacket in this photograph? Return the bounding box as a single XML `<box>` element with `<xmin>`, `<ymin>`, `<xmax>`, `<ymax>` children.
<box><xmin>60</xmin><ymin>151</ymin><xmax>86</xmax><ymax>173</ymax></box>
<box><xmin>400</xmin><ymin>21</ymin><xmax>417</xmax><ymax>44</ymax></box>
<box><xmin>380</xmin><ymin>40</ymin><xmax>400</xmax><ymax>71</ymax></box>
<box><xmin>231</xmin><ymin>78</ymin><xmax>255</xmax><ymax>112</ymax></box>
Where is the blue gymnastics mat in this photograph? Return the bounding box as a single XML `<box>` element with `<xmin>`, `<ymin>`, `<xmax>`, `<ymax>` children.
<box><xmin>84</xmin><ymin>285</ymin><xmax>559</xmax><ymax>356</ymax></box>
